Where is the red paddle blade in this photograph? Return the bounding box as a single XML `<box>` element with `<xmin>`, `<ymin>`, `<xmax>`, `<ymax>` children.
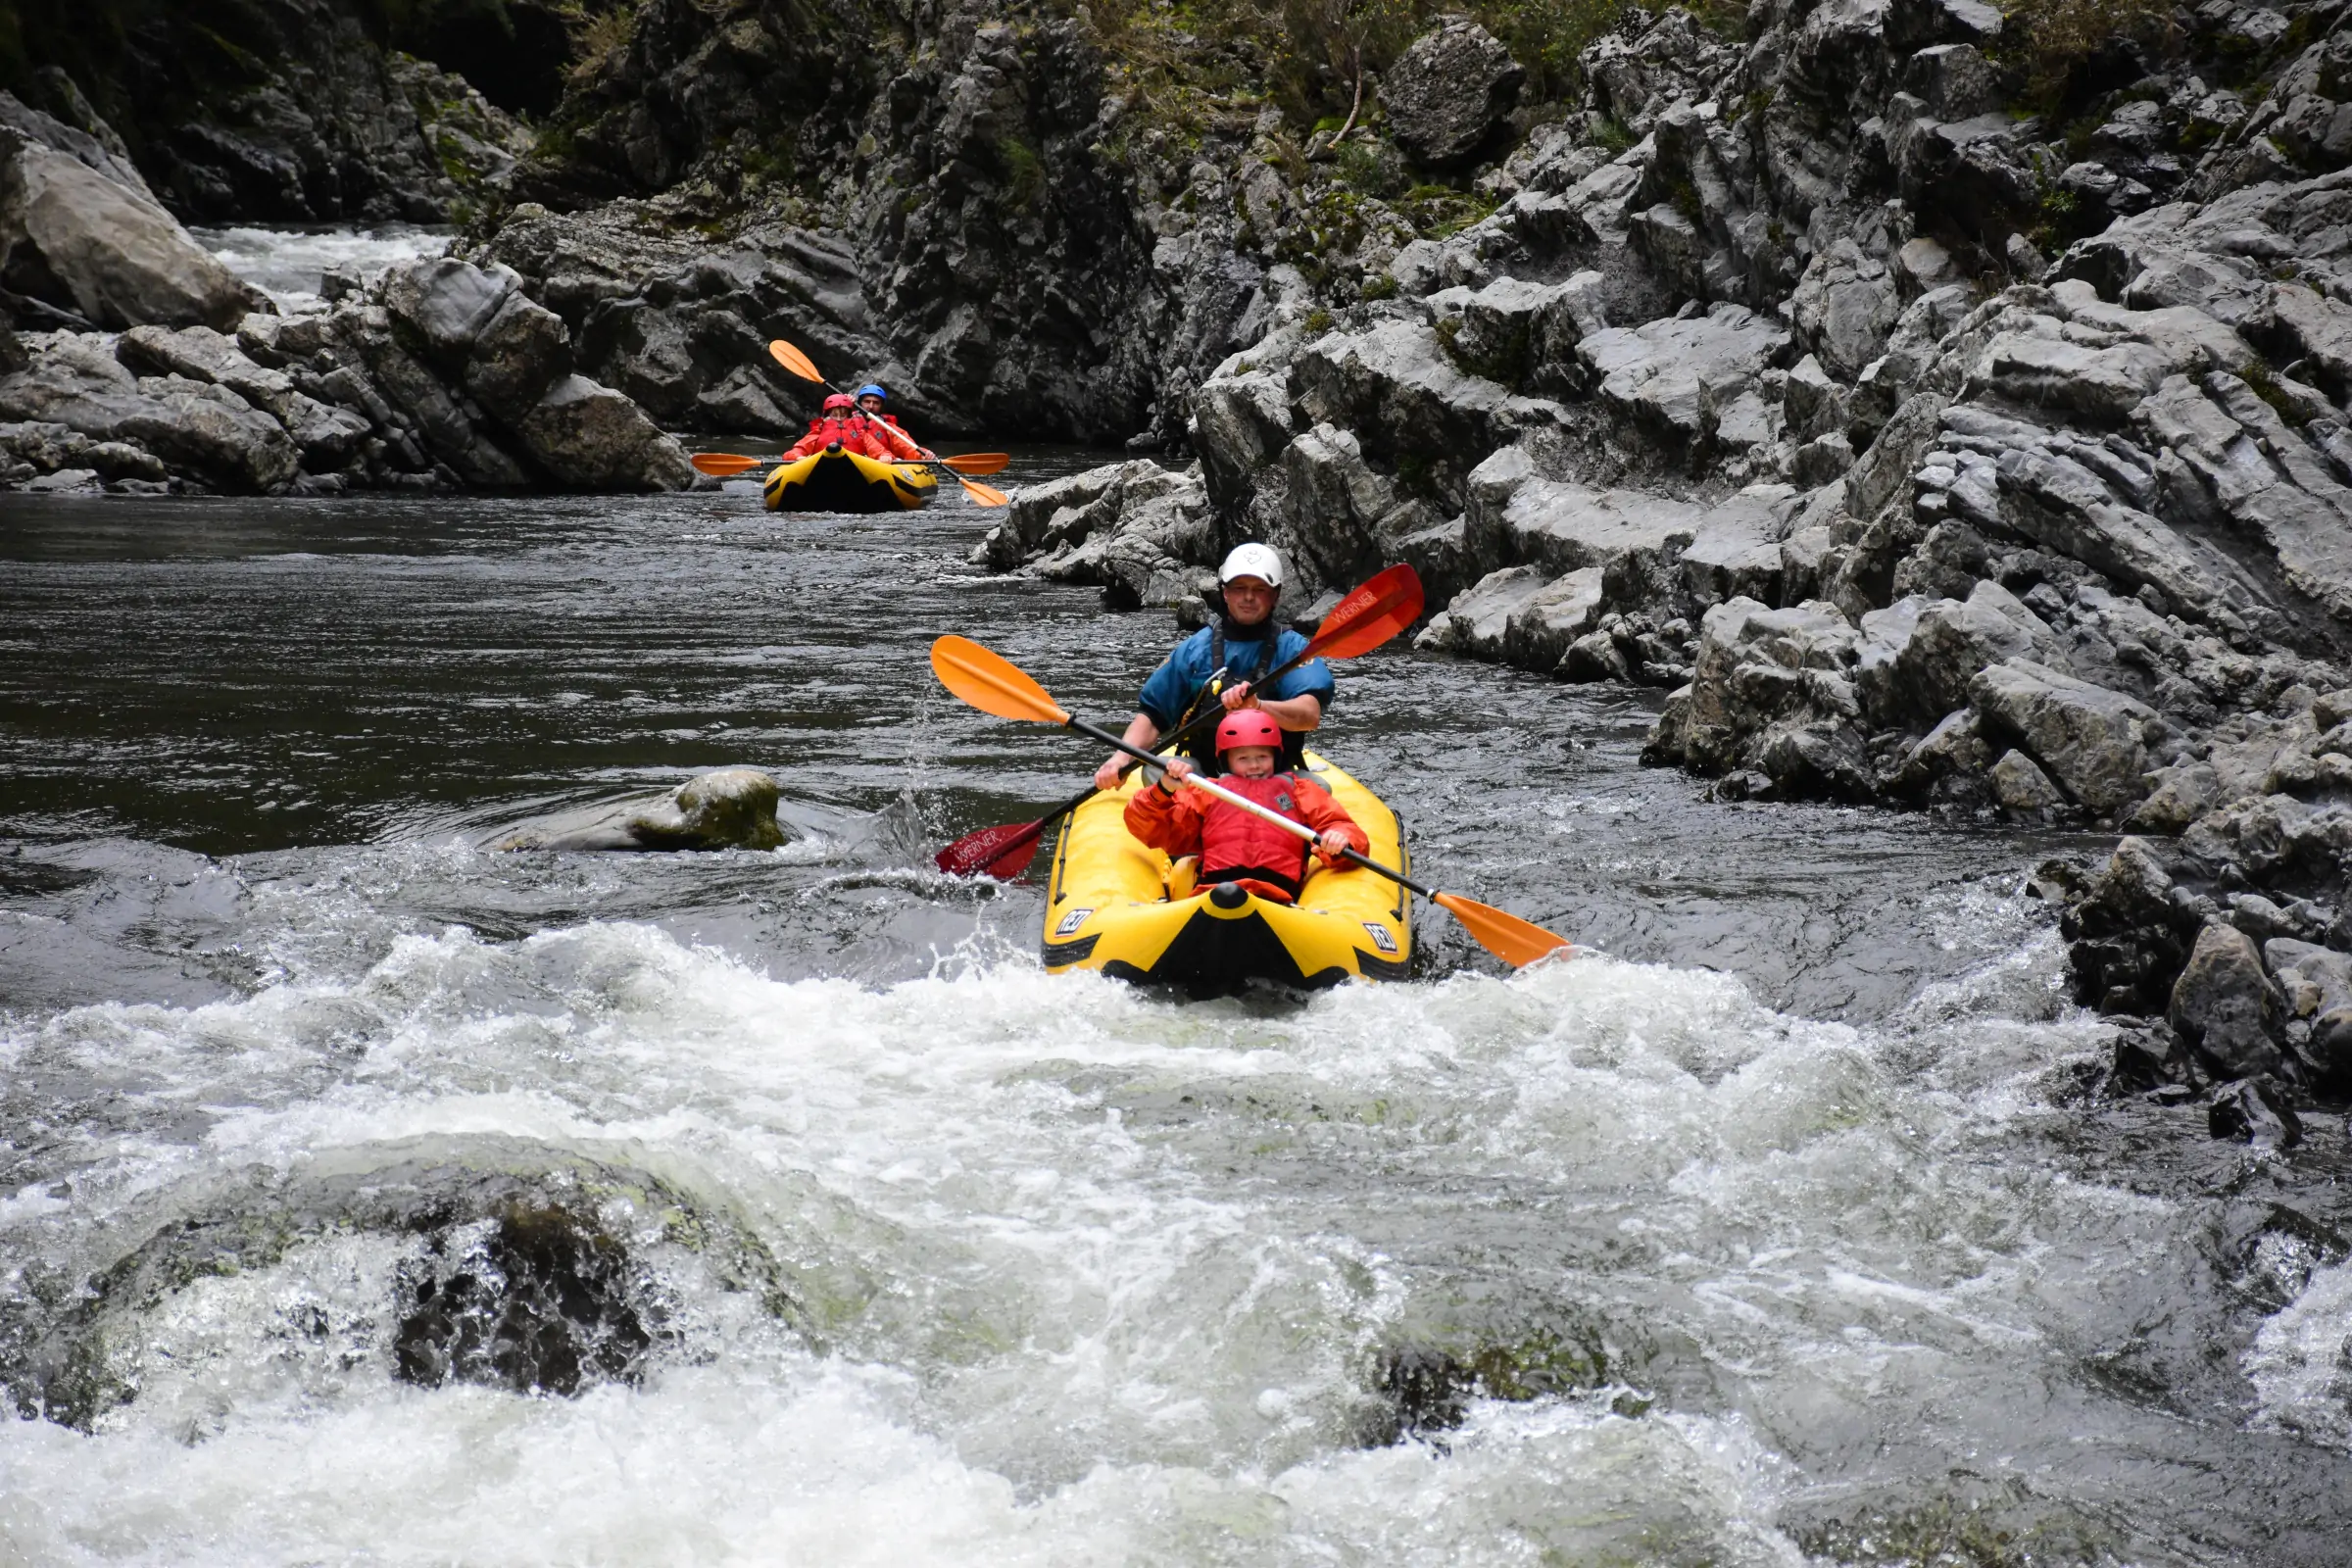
<box><xmin>936</xmin><ymin>819</ymin><xmax>1046</xmax><ymax>879</ymax></box>
<box><xmin>1303</xmin><ymin>564</ymin><xmax>1425</xmax><ymax>661</ymax></box>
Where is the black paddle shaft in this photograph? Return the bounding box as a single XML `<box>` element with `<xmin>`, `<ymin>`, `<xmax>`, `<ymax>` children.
<box><xmin>1061</xmin><ymin>712</ymin><xmax>1442</xmax><ymax>904</ymax></box>
<box><xmin>1032</xmin><ymin>642</ymin><xmax>1323</xmax><ymax>828</ymax></box>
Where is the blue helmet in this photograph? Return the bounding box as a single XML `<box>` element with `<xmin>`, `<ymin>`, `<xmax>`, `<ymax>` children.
<box><xmin>856</xmin><ymin>383</ymin><xmax>888</xmax><ymax>401</ymax></box>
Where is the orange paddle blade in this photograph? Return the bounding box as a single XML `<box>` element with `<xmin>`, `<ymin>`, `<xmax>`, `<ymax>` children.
<box><xmin>1303</xmin><ymin>564</ymin><xmax>1425</xmax><ymax>662</ymax></box>
<box><xmin>939</xmin><ymin>453</ymin><xmax>1009</xmax><ymax>475</ymax></box>
<box><xmin>690</xmin><ymin>452</ymin><xmax>771</xmax><ymax>476</ymax></box>
<box><xmin>768</xmin><ymin>339</ymin><xmax>823</xmax><ymax>382</ymax></box>
<box><xmin>931</xmin><ymin>636</ymin><xmax>1069</xmax><ymax>724</ymax></box>
<box><xmin>956</xmin><ymin>474</ymin><xmax>1010</xmax><ymax>508</ymax></box>
<box><xmin>1434</xmin><ymin>892</ymin><xmax>1575</xmax><ymax>969</ymax></box>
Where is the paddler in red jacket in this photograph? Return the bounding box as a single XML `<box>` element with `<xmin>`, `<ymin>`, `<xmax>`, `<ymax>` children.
<box><xmin>784</xmin><ymin>393</ymin><xmax>891</xmax><ymax>460</ymax></box>
<box><xmin>855</xmin><ymin>383</ymin><xmax>933</xmax><ymax>462</ymax></box>
<box><xmin>1122</xmin><ymin>709</ymin><xmax>1368</xmax><ymax>905</ymax></box>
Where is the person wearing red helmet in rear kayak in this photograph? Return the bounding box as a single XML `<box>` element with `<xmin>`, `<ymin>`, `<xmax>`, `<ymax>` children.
<box><xmin>854</xmin><ymin>383</ymin><xmax>933</xmax><ymax>462</ymax></box>
<box><xmin>1121</xmin><ymin>708</ymin><xmax>1367</xmax><ymax>905</ymax></box>
<box><xmin>783</xmin><ymin>393</ymin><xmax>892</xmax><ymax>460</ymax></box>
<box><xmin>1091</xmin><ymin>542</ymin><xmax>1334</xmax><ymax>791</ymax></box>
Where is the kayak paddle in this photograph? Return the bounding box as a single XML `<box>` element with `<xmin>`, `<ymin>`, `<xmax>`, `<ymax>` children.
<box><xmin>934</xmin><ymin>564</ymin><xmax>1425</xmax><ymax>880</ymax></box>
<box><xmin>929</xmin><ymin>634</ymin><xmax>1572</xmax><ymax>968</ymax></box>
<box><xmin>691</xmin><ymin>451</ymin><xmax>1011</xmax><ymax>476</ymax></box>
<box><xmin>768</xmin><ymin>338</ymin><xmax>827</xmax><ymax>383</ymax></box>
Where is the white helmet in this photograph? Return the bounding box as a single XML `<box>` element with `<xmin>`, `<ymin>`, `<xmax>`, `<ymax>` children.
<box><xmin>1217</xmin><ymin>542</ymin><xmax>1284</xmax><ymax>588</ymax></box>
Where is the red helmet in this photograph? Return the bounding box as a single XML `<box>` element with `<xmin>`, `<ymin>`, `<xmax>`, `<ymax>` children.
<box><xmin>1215</xmin><ymin>709</ymin><xmax>1283</xmax><ymax>755</ymax></box>
<box><xmin>822</xmin><ymin>393</ymin><xmax>856</xmax><ymax>410</ymax></box>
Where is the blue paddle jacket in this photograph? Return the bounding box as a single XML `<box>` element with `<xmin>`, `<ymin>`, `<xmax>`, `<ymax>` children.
<box><xmin>1137</xmin><ymin>623</ymin><xmax>1335</xmax><ymax>737</ymax></box>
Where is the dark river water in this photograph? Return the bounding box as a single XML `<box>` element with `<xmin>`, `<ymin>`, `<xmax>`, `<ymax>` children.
<box><xmin>4</xmin><ymin>465</ymin><xmax>2352</xmax><ymax>1564</ymax></box>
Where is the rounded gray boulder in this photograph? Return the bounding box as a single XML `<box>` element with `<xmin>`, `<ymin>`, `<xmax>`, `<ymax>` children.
<box><xmin>1378</xmin><ymin>19</ymin><xmax>1524</xmax><ymax>169</ymax></box>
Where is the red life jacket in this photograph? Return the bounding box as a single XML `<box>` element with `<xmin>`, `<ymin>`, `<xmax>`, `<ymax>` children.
<box><xmin>794</xmin><ymin>410</ymin><xmax>888</xmax><ymax>459</ymax></box>
<box><xmin>1198</xmin><ymin>773</ymin><xmax>1314</xmax><ymax>895</ymax></box>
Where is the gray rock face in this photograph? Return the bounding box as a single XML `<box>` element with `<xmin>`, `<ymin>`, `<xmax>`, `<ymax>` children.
<box><xmin>23</xmin><ymin>2</ymin><xmax>518</xmax><ymax>224</ymax></box>
<box><xmin>514</xmin><ymin>374</ymin><xmax>698</xmax><ymax>492</ymax></box>
<box><xmin>1989</xmin><ymin>748</ymin><xmax>2064</xmax><ymax>814</ymax></box>
<box><xmin>1649</xmin><ymin>597</ymin><xmax>1873</xmax><ymax>800</ymax></box>
<box><xmin>1380</xmin><ymin>19</ymin><xmax>1526</xmax><ymax>168</ymax></box>
<box><xmin>2170</xmin><ymin>923</ymin><xmax>2286</xmax><ymax>1081</ymax></box>
<box><xmin>1577</xmin><ymin>304</ymin><xmax>1791</xmax><ymax>450</ymax></box>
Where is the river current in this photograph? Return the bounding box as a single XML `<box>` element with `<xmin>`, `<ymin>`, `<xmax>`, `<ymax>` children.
<box><xmin>5</xmin><ymin>462</ymin><xmax>2352</xmax><ymax>1563</ymax></box>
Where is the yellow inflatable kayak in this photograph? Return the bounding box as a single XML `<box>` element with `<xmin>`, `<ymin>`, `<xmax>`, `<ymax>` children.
<box><xmin>762</xmin><ymin>448</ymin><xmax>938</xmax><ymax>512</ymax></box>
<box><xmin>1041</xmin><ymin>750</ymin><xmax>1411</xmax><ymax>988</ymax></box>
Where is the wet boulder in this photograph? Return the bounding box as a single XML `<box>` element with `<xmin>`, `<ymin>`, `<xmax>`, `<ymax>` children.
<box><xmin>2265</xmin><ymin>938</ymin><xmax>2352</xmax><ymax>1093</ymax></box>
<box><xmin>1968</xmin><ymin>659</ymin><xmax>2155</xmax><ymax>815</ymax></box>
<box><xmin>2058</xmin><ymin>837</ymin><xmax>2204</xmax><ymax>1014</ymax></box>
<box><xmin>1379</xmin><ymin>19</ymin><xmax>1525</xmax><ymax>169</ymax></box>
<box><xmin>2170</xmin><ymin>922</ymin><xmax>2287</xmax><ymax>1081</ymax></box>
<box><xmin>1989</xmin><ymin>749</ymin><xmax>2065</xmax><ymax>816</ymax></box>
<box><xmin>514</xmin><ymin>372</ymin><xmax>698</xmax><ymax>492</ymax></box>
<box><xmin>0</xmin><ymin>102</ymin><xmax>261</xmax><ymax>331</ymax></box>
<box><xmin>1647</xmin><ymin>597</ymin><xmax>1874</xmax><ymax>800</ymax></box>
<box><xmin>2208</xmin><ymin>1076</ymin><xmax>2302</xmax><ymax>1147</ymax></box>
<box><xmin>494</xmin><ymin>767</ymin><xmax>789</xmax><ymax>853</ymax></box>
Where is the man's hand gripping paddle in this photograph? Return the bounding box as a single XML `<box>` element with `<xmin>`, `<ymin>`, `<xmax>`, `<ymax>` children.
<box><xmin>928</xmin><ymin>632</ymin><xmax>1576</xmax><ymax>969</ymax></box>
<box><xmin>764</xmin><ymin>339</ymin><xmax>1009</xmax><ymax>506</ymax></box>
<box><xmin>933</xmin><ymin>564</ymin><xmax>1425</xmax><ymax>882</ymax></box>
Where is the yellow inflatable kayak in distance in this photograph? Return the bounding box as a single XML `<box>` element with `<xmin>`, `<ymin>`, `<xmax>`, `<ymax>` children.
<box><xmin>762</xmin><ymin>448</ymin><xmax>938</xmax><ymax>512</ymax></box>
<box><xmin>1041</xmin><ymin>750</ymin><xmax>1411</xmax><ymax>988</ymax></box>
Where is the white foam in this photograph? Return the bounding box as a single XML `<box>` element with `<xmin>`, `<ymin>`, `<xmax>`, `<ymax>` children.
<box><xmin>0</xmin><ymin>916</ymin><xmax>2197</xmax><ymax>1560</ymax></box>
<box><xmin>192</xmin><ymin>225</ymin><xmax>453</xmax><ymax>313</ymax></box>
<box><xmin>2247</xmin><ymin>1256</ymin><xmax>2352</xmax><ymax>1447</ymax></box>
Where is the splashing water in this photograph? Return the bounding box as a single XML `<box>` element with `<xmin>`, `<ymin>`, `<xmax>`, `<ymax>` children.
<box><xmin>191</xmin><ymin>225</ymin><xmax>454</xmax><ymax>314</ymax></box>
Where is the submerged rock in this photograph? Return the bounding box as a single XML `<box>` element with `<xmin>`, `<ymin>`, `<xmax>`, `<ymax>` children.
<box><xmin>394</xmin><ymin>1200</ymin><xmax>652</xmax><ymax>1397</ymax></box>
<box><xmin>493</xmin><ymin>767</ymin><xmax>789</xmax><ymax>853</ymax></box>
<box><xmin>2</xmin><ymin>1145</ymin><xmax>795</xmax><ymax>1429</ymax></box>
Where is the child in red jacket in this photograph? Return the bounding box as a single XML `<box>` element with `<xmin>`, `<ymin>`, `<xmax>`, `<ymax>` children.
<box><xmin>1122</xmin><ymin>709</ymin><xmax>1367</xmax><ymax>904</ymax></box>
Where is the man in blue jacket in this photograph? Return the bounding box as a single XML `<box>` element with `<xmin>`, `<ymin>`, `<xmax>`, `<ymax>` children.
<box><xmin>1092</xmin><ymin>543</ymin><xmax>1336</xmax><ymax>788</ymax></box>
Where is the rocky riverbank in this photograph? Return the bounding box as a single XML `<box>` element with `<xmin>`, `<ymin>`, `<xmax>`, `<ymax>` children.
<box><xmin>0</xmin><ymin>90</ymin><xmax>692</xmax><ymax>495</ymax></box>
